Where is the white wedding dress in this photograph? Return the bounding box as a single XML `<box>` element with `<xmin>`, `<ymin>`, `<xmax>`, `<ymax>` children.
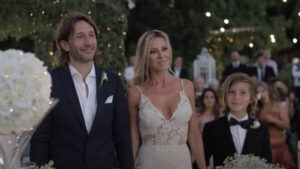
<box><xmin>136</xmin><ymin>81</ymin><xmax>193</xmax><ymax>169</ymax></box>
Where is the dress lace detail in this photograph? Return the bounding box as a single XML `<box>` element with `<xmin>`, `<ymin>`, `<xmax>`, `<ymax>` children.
<box><xmin>135</xmin><ymin>81</ymin><xmax>193</xmax><ymax>169</ymax></box>
<box><xmin>138</xmin><ymin>90</ymin><xmax>192</xmax><ymax>145</ymax></box>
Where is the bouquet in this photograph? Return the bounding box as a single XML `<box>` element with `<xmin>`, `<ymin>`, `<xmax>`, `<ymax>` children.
<box><xmin>0</xmin><ymin>49</ymin><xmax>56</xmax><ymax>169</ymax></box>
<box><xmin>216</xmin><ymin>154</ymin><xmax>283</xmax><ymax>169</ymax></box>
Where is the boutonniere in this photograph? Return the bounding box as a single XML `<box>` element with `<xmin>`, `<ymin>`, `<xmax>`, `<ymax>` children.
<box><xmin>100</xmin><ymin>71</ymin><xmax>108</xmax><ymax>87</ymax></box>
<box><xmin>250</xmin><ymin>120</ymin><xmax>261</xmax><ymax>129</ymax></box>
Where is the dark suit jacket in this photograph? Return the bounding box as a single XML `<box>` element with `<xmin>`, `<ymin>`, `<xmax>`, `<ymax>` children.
<box><xmin>172</xmin><ymin>67</ymin><xmax>189</xmax><ymax>79</ymax></box>
<box><xmin>202</xmin><ymin>116</ymin><xmax>272</xmax><ymax>168</ymax></box>
<box><xmin>30</xmin><ymin>66</ymin><xmax>134</xmax><ymax>169</ymax></box>
<box><xmin>221</xmin><ymin>64</ymin><xmax>250</xmax><ymax>82</ymax></box>
<box><xmin>250</xmin><ymin>65</ymin><xmax>276</xmax><ymax>82</ymax></box>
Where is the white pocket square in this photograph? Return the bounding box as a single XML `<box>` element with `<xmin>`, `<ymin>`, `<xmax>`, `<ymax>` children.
<box><xmin>105</xmin><ymin>95</ymin><xmax>113</xmax><ymax>104</ymax></box>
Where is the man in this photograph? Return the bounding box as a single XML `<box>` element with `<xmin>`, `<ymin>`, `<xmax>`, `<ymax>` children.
<box><xmin>173</xmin><ymin>56</ymin><xmax>189</xmax><ymax>79</ymax></box>
<box><xmin>30</xmin><ymin>12</ymin><xmax>134</xmax><ymax>169</ymax></box>
<box><xmin>124</xmin><ymin>55</ymin><xmax>136</xmax><ymax>87</ymax></box>
<box><xmin>251</xmin><ymin>52</ymin><xmax>275</xmax><ymax>82</ymax></box>
<box><xmin>221</xmin><ymin>51</ymin><xmax>249</xmax><ymax>82</ymax></box>
<box><xmin>263</xmin><ymin>49</ymin><xmax>278</xmax><ymax>75</ymax></box>
<box><xmin>194</xmin><ymin>76</ymin><xmax>205</xmax><ymax>111</ymax></box>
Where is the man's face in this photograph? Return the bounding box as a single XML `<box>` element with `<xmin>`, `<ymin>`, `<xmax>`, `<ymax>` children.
<box><xmin>231</xmin><ymin>52</ymin><xmax>240</xmax><ymax>62</ymax></box>
<box><xmin>257</xmin><ymin>56</ymin><xmax>265</xmax><ymax>66</ymax></box>
<box><xmin>195</xmin><ymin>77</ymin><xmax>205</xmax><ymax>92</ymax></box>
<box><xmin>64</xmin><ymin>20</ymin><xmax>97</xmax><ymax>64</ymax></box>
<box><xmin>174</xmin><ymin>57</ymin><xmax>183</xmax><ymax>68</ymax></box>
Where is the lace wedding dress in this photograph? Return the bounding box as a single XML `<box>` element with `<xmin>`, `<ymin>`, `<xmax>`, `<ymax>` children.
<box><xmin>136</xmin><ymin>81</ymin><xmax>193</xmax><ymax>169</ymax></box>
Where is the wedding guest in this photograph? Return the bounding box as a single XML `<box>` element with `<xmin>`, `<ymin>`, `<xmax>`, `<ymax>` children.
<box><xmin>196</xmin><ymin>88</ymin><xmax>222</xmax><ymax>132</ymax></box>
<box><xmin>255</xmin><ymin>82</ymin><xmax>294</xmax><ymax>169</ymax></box>
<box><xmin>193</xmin><ymin>88</ymin><xmax>222</xmax><ymax>169</ymax></box>
<box><xmin>207</xmin><ymin>79</ymin><xmax>218</xmax><ymax>92</ymax></box>
<box><xmin>194</xmin><ymin>76</ymin><xmax>205</xmax><ymax>111</ymax></box>
<box><xmin>263</xmin><ymin>49</ymin><xmax>278</xmax><ymax>76</ymax></box>
<box><xmin>124</xmin><ymin>55</ymin><xmax>136</xmax><ymax>87</ymax></box>
<box><xmin>250</xmin><ymin>52</ymin><xmax>275</xmax><ymax>83</ymax></box>
<box><xmin>203</xmin><ymin>73</ymin><xmax>272</xmax><ymax>168</ymax></box>
<box><xmin>30</xmin><ymin>12</ymin><xmax>134</xmax><ymax>169</ymax></box>
<box><xmin>172</xmin><ymin>56</ymin><xmax>189</xmax><ymax>79</ymax></box>
<box><xmin>127</xmin><ymin>30</ymin><xmax>206</xmax><ymax>169</ymax></box>
<box><xmin>221</xmin><ymin>51</ymin><xmax>248</xmax><ymax>82</ymax></box>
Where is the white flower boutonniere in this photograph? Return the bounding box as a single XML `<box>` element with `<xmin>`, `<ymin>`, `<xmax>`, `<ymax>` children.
<box><xmin>250</xmin><ymin>120</ymin><xmax>261</xmax><ymax>129</ymax></box>
<box><xmin>100</xmin><ymin>71</ymin><xmax>108</xmax><ymax>86</ymax></box>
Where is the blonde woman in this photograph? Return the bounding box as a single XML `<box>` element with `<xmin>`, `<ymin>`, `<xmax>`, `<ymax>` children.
<box><xmin>127</xmin><ymin>30</ymin><xmax>206</xmax><ymax>169</ymax></box>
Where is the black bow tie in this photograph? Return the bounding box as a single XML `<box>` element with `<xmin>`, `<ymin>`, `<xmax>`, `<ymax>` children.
<box><xmin>229</xmin><ymin>117</ymin><xmax>251</xmax><ymax>129</ymax></box>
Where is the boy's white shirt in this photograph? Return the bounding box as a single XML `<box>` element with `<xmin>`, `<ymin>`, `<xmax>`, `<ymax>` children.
<box><xmin>227</xmin><ymin>113</ymin><xmax>248</xmax><ymax>154</ymax></box>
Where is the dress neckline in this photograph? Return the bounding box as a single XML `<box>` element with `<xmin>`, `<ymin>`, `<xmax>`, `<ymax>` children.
<box><xmin>140</xmin><ymin>90</ymin><xmax>185</xmax><ymax>121</ymax></box>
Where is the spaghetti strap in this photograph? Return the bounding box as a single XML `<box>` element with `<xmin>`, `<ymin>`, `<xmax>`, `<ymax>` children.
<box><xmin>181</xmin><ymin>80</ymin><xmax>185</xmax><ymax>92</ymax></box>
<box><xmin>136</xmin><ymin>86</ymin><xmax>143</xmax><ymax>95</ymax></box>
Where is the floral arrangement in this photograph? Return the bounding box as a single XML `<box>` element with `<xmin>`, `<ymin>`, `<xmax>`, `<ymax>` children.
<box><xmin>0</xmin><ymin>49</ymin><xmax>52</xmax><ymax>134</ymax></box>
<box><xmin>216</xmin><ymin>154</ymin><xmax>283</xmax><ymax>169</ymax></box>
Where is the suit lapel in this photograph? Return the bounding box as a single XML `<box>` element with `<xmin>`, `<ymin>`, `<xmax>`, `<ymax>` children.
<box><xmin>221</xmin><ymin>116</ymin><xmax>238</xmax><ymax>154</ymax></box>
<box><xmin>60</xmin><ymin>67</ymin><xmax>87</xmax><ymax>132</ymax></box>
<box><xmin>242</xmin><ymin>118</ymin><xmax>256</xmax><ymax>154</ymax></box>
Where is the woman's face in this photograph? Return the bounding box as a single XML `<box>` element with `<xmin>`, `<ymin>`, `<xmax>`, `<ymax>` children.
<box><xmin>148</xmin><ymin>37</ymin><xmax>171</xmax><ymax>73</ymax></box>
<box><xmin>203</xmin><ymin>91</ymin><xmax>216</xmax><ymax>109</ymax></box>
<box><xmin>256</xmin><ymin>86</ymin><xmax>268</xmax><ymax>101</ymax></box>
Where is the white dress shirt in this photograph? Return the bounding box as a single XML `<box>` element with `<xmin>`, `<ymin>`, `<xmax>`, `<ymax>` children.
<box><xmin>292</xmin><ymin>64</ymin><xmax>300</xmax><ymax>87</ymax></box>
<box><xmin>124</xmin><ymin>66</ymin><xmax>134</xmax><ymax>83</ymax></box>
<box><xmin>232</xmin><ymin>61</ymin><xmax>240</xmax><ymax>68</ymax></box>
<box><xmin>69</xmin><ymin>64</ymin><xmax>97</xmax><ymax>133</ymax></box>
<box><xmin>228</xmin><ymin>113</ymin><xmax>248</xmax><ymax>154</ymax></box>
<box><xmin>174</xmin><ymin>67</ymin><xmax>181</xmax><ymax>78</ymax></box>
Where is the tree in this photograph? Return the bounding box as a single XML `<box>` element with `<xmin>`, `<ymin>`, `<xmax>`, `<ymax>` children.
<box><xmin>0</xmin><ymin>0</ymin><xmax>128</xmax><ymax>73</ymax></box>
<box><xmin>126</xmin><ymin>0</ymin><xmax>295</xmax><ymax>79</ymax></box>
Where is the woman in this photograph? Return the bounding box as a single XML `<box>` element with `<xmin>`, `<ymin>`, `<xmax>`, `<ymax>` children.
<box><xmin>195</xmin><ymin>88</ymin><xmax>221</xmax><ymax>169</ymax></box>
<box><xmin>197</xmin><ymin>88</ymin><xmax>221</xmax><ymax>132</ymax></box>
<box><xmin>256</xmin><ymin>82</ymin><xmax>294</xmax><ymax>169</ymax></box>
<box><xmin>127</xmin><ymin>30</ymin><xmax>206</xmax><ymax>169</ymax></box>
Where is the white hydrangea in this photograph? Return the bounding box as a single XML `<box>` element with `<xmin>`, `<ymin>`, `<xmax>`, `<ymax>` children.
<box><xmin>0</xmin><ymin>49</ymin><xmax>52</xmax><ymax>134</ymax></box>
<box><xmin>216</xmin><ymin>154</ymin><xmax>284</xmax><ymax>169</ymax></box>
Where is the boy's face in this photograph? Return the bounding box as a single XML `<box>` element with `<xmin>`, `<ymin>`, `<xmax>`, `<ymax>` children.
<box><xmin>226</xmin><ymin>81</ymin><xmax>251</xmax><ymax>115</ymax></box>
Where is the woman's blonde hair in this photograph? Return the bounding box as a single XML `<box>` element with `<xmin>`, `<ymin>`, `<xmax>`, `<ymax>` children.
<box><xmin>219</xmin><ymin>73</ymin><xmax>257</xmax><ymax>116</ymax></box>
<box><xmin>133</xmin><ymin>30</ymin><xmax>173</xmax><ymax>85</ymax></box>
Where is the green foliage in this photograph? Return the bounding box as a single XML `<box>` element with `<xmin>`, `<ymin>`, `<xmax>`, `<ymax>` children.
<box><xmin>127</xmin><ymin>0</ymin><xmax>293</xmax><ymax>78</ymax></box>
<box><xmin>0</xmin><ymin>0</ymin><xmax>128</xmax><ymax>72</ymax></box>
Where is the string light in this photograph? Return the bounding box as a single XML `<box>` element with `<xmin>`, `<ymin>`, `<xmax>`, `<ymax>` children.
<box><xmin>220</xmin><ymin>27</ymin><xmax>225</xmax><ymax>32</ymax></box>
<box><xmin>49</xmin><ymin>51</ymin><xmax>53</xmax><ymax>56</ymax></box>
<box><xmin>122</xmin><ymin>31</ymin><xmax>127</xmax><ymax>36</ymax></box>
<box><xmin>205</xmin><ymin>12</ymin><xmax>211</xmax><ymax>17</ymax></box>
<box><xmin>249</xmin><ymin>43</ymin><xmax>254</xmax><ymax>48</ymax></box>
<box><xmin>106</xmin><ymin>27</ymin><xmax>111</xmax><ymax>31</ymax></box>
<box><xmin>298</xmin><ymin>12</ymin><xmax>300</xmax><ymax>17</ymax></box>
<box><xmin>107</xmin><ymin>43</ymin><xmax>111</xmax><ymax>48</ymax></box>
<box><xmin>118</xmin><ymin>72</ymin><xmax>122</xmax><ymax>76</ymax></box>
<box><xmin>224</xmin><ymin>19</ymin><xmax>229</xmax><ymax>24</ymax></box>
<box><xmin>88</xmin><ymin>11</ymin><xmax>92</xmax><ymax>15</ymax></box>
<box><xmin>29</xmin><ymin>13</ymin><xmax>33</xmax><ymax>17</ymax></box>
<box><xmin>293</xmin><ymin>38</ymin><xmax>298</xmax><ymax>44</ymax></box>
<box><xmin>282</xmin><ymin>0</ymin><xmax>287</xmax><ymax>2</ymax></box>
<box><xmin>41</xmin><ymin>10</ymin><xmax>45</xmax><ymax>15</ymax></box>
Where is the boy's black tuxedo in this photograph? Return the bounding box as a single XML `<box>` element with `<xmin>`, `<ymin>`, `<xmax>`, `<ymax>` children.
<box><xmin>202</xmin><ymin>116</ymin><xmax>272</xmax><ymax>168</ymax></box>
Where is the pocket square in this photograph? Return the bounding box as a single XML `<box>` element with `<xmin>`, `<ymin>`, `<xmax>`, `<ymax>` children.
<box><xmin>105</xmin><ymin>95</ymin><xmax>113</xmax><ymax>104</ymax></box>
